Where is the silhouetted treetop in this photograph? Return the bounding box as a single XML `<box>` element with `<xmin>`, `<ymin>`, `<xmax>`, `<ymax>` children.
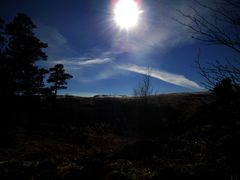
<box><xmin>133</xmin><ymin>68</ymin><xmax>153</xmax><ymax>97</ymax></box>
<box><xmin>5</xmin><ymin>13</ymin><xmax>48</xmax><ymax>63</ymax></box>
<box><xmin>2</xmin><ymin>13</ymin><xmax>48</xmax><ymax>96</ymax></box>
<box><xmin>0</xmin><ymin>13</ymin><xmax>74</xmax><ymax>98</ymax></box>
<box><xmin>47</xmin><ymin>64</ymin><xmax>73</xmax><ymax>97</ymax></box>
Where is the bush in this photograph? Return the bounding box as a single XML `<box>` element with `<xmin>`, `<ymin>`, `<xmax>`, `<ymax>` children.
<box><xmin>213</xmin><ymin>78</ymin><xmax>235</xmax><ymax>106</ymax></box>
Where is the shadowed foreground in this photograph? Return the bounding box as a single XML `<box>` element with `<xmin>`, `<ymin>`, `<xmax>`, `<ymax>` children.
<box><xmin>0</xmin><ymin>92</ymin><xmax>240</xmax><ymax>179</ymax></box>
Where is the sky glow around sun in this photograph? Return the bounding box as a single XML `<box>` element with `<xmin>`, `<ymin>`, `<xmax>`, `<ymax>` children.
<box><xmin>113</xmin><ymin>0</ymin><xmax>142</xmax><ymax>30</ymax></box>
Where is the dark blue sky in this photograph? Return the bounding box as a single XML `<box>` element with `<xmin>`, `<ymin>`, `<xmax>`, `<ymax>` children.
<box><xmin>1</xmin><ymin>0</ymin><xmax>237</xmax><ymax>96</ymax></box>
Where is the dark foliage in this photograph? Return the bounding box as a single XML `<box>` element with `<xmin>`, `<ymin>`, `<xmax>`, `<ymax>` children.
<box><xmin>0</xmin><ymin>14</ymin><xmax>73</xmax><ymax>98</ymax></box>
<box><xmin>0</xmin><ymin>10</ymin><xmax>240</xmax><ymax>180</ymax></box>
<box><xmin>214</xmin><ymin>78</ymin><xmax>235</xmax><ymax>105</ymax></box>
<box><xmin>47</xmin><ymin>64</ymin><xmax>73</xmax><ymax>98</ymax></box>
<box><xmin>4</xmin><ymin>13</ymin><xmax>48</xmax><ymax>96</ymax></box>
<box><xmin>0</xmin><ymin>92</ymin><xmax>240</xmax><ymax>179</ymax></box>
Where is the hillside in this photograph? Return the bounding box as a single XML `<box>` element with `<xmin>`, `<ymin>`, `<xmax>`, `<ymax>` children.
<box><xmin>0</xmin><ymin>92</ymin><xmax>239</xmax><ymax>179</ymax></box>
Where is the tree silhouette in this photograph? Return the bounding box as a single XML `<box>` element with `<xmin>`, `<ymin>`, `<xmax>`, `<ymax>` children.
<box><xmin>0</xmin><ymin>17</ymin><xmax>12</xmax><ymax>96</ymax></box>
<box><xmin>4</xmin><ymin>13</ymin><xmax>48</xmax><ymax>96</ymax></box>
<box><xmin>133</xmin><ymin>68</ymin><xmax>153</xmax><ymax>97</ymax></box>
<box><xmin>47</xmin><ymin>64</ymin><xmax>73</xmax><ymax>98</ymax></box>
<box><xmin>177</xmin><ymin>0</ymin><xmax>240</xmax><ymax>89</ymax></box>
<box><xmin>32</xmin><ymin>68</ymin><xmax>49</xmax><ymax>96</ymax></box>
<box><xmin>0</xmin><ymin>17</ymin><xmax>5</xmax><ymax>52</ymax></box>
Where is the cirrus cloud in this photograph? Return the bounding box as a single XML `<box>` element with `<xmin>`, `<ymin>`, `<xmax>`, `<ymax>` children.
<box><xmin>48</xmin><ymin>57</ymin><xmax>112</xmax><ymax>66</ymax></box>
<box><xmin>117</xmin><ymin>64</ymin><xmax>204</xmax><ymax>90</ymax></box>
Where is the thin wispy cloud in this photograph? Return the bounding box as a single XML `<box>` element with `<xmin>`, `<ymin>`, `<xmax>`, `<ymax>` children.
<box><xmin>75</xmin><ymin>68</ymin><xmax>118</xmax><ymax>82</ymax></box>
<box><xmin>48</xmin><ymin>56</ymin><xmax>117</xmax><ymax>82</ymax></box>
<box><xmin>78</xmin><ymin>58</ymin><xmax>112</xmax><ymax>65</ymax></box>
<box><xmin>38</xmin><ymin>1</ymin><xmax>208</xmax><ymax>92</ymax></box>
<box><xmin>35</xmin><ymin>22</ymin><xmax>79</xmax><ymax>59</ymax></box>
<box><xmin>118</xmin><ymin>64</ymin><xmax>204</xmax><ymax>90</ymax></box>
<box><xmin>49</xmin><ymin>57</ymin><xmax>112</xmax><ymax>66</ymax></box>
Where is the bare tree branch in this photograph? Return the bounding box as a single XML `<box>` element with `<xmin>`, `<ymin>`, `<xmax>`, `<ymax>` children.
<box><xmin>177</xmin><ymin>0</ymin><xmax>240</xmax><ymax>53</ymax></box>
<box><xmin>178</xmin><ymin>0</ymin><xmax>240</xmax><ymax>89</ymax></box>
<box><xmin>133</xmin><ymin>67</ymin><xmax>153</xmax><ymax>97</ymax></box>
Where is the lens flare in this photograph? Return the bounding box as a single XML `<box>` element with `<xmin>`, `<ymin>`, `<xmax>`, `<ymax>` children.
<box><xmin>113</xmin><ymin>0</ymin><xmax>142</xmax><ymax>30</ymax></box>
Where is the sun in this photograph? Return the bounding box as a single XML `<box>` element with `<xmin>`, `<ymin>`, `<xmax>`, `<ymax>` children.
<box><xmin>113</xmin><ymin>0</ymin><xmax>142</xmax><ymax>30</ymax></box>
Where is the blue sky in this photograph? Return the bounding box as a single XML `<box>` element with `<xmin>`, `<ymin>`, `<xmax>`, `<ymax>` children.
<box><xmin>1</xmin><ymin>0</ymin><xmax>237</xmax><ymax>96</ymax></box>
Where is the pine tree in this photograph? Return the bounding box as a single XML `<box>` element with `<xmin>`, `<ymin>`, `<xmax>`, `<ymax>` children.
<box><xmin>5</xmin><ymin>13</ymin><xmax>48</xmax><ymax>96</ymax></box>
<box><xmin>0</xmin><ymin>17</ymin><xmax>11</xmax><ymax>96</ymax></box>
<box><xmin>32</xmin><ymin>68</ymin><xmax>49</xmax><ymax>95</ymax></box>
<box><xmin>47</xmin><ymin>64</ymin><xmax>73</xmax><ymax>98</ymax></box>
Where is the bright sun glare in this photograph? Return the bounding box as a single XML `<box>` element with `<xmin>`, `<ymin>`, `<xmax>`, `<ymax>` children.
<box><xmin>114</xmin><ymin>0</ymin><xmax>141</xmax><ymax>30</ymax></box>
